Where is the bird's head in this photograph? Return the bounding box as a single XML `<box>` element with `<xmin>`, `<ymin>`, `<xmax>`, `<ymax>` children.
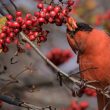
<box><xmin>66</xmin><ymin>17</ymin><xmax>93</xmax><ymax>54</ymax></box>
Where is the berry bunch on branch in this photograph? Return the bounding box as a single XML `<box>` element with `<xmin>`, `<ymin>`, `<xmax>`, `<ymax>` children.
<box><xmin>0</xmin><ymin>0</ymin><xmax>74</xmax><ymax>52</ymax></box>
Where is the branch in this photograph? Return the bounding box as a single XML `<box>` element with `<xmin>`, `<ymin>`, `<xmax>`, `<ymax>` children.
<box><xmin>0</xmin><ymin>95</ymin><xmax>54</xmax><ymax>110</ymax></box>
<box><xmin>19</xmin><ymin>32</ymin><xmax>110</xmax><ymax>99</ymax></box>
<box><xmin>0</xmin><ymin>0</ymin><xmax>14</xmax><ymax>17</ymax></box>
<box><xmin>9</xmin><ymin>0</ymin><xmax>17</xmax><ymax>11</ymax></box>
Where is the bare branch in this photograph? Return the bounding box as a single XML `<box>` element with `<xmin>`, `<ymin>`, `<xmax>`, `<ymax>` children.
<box><xmin>0</xmin><ymin>95</ymin><xmax>54</xmax><ymax>110</ymax></box>
<box><xmin>9</xmin><ymin>0</ymin><xmax>17</xmax><ymax>11</ymax></box>
<box><xmin>19</xmin><ymin>32</ymin><xmax>110</xmax><ymax>99</ymax></box>
<box><xmin>0</xmin><ymin>1</ymin><xmax>13</xmax><ymax>16</ymax></box>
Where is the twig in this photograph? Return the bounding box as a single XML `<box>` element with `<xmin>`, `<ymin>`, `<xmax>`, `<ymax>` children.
<box><xmin>0</xmin><ymin>1</ymin><xmax>13</xmax><ymax>16</ymax></box>
<box><xmin>0</xmin><ymin>8</ymin><xmax>6</xmax><ymax>16</ymax></box>
<box><xmin>0</xmin><ymin>65</ymin><xmax>32</xmax><ymax>92</ymax></box>
<box><xmin>0</xmin><ymin>95</ymin><xmax>53</xmax><ymax>110</ymax></box>
<box><xmin>19</xmin><ymin>32</ymin><xmax>110</xmax><ymax>98</ymax></box>
<box><xmin>9</xmin><ymin>0</ymin><xmax>17</xmax><ymax>11</ymax></box>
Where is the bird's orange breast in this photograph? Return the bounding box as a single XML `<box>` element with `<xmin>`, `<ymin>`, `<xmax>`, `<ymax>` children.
<box><xmin>78</xmin><ymin>29</ymin><xmax>110</xmax><ymax>88</ymax></box>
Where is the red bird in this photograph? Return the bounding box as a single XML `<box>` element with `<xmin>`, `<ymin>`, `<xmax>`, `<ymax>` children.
<box><xmin>66</xmin><ymin>17</ymin><xmax>110</xmax><ymax>110</ymax></box>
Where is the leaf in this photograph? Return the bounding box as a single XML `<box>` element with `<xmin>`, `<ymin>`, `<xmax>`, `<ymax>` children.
<box><xmin>0</xmin><ymin>17</ymin><xmax>7</xmax><ymax>53</ymax></box>
<box><xmin>0</xmin><ymin>17</ymin><xmax>7</xmax><ymax>32</ymax></box>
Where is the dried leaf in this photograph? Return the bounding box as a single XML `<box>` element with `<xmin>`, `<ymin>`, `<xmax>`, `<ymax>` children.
<box><xmin>0</xmin><ymin>17</ymin><xmax>7</xmax><ymax>54</ymax></box>
<box><xmin>0</xmin><ymin>17</ymin><xmax>7</xmax><ymax>32</ymax></box>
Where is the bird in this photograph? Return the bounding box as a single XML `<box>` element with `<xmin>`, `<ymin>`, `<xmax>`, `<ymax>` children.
<box><xmin>66</xmin><ymin>17</ymin><xmax>110</xmax><ymax>110</ymax></box>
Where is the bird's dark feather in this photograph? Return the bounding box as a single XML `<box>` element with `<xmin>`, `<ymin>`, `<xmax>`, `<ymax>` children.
<box><xmin>67</xmin><ymin>23</ymin><xmax>93</xmax><ymax>37</ymax></box>
<box><xmin>75</xmin><ymin>22</ymin><xmax>93</xmax><ymax>34</ymax></box>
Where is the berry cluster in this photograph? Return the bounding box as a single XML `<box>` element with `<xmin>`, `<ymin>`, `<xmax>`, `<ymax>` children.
<box><xmin>83</xmin><ymin>88</ymin><xmax>96</xmax><ymax>97</ymax></box>
<box><xmin>63</xmin><ymin>100</ymin><xmax>89</xmax><ymax>110</ymax></box>
<box><xmin>0</xmin><ymin>1</ymin><xmax>74</xmax><ymax>52</ymax></box>
<box><xmin>46</xmin><ymin>48</ymin><xmax>73</xmax><ymax>66</ymax></box>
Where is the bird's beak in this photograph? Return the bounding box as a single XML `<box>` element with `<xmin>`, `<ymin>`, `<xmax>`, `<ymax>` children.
<box><xmin>66</xmin><ymin>17</ymin><xmax>77</xmax><ymax>31</ymax></box>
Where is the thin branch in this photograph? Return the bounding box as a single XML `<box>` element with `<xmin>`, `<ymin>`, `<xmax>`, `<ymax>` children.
<box><xmin>19</xmin><ymin>32</ymin><xmax>110</xmax><ymax>99</ymax></box>
<box><xmin>0</xmin><ymin>1</ymin><xmax>12</xmax><ymax>15</ymax></box>
<box><xmin>0</xmin><ymin>65</ymin><xmax>32</xmax><ymax>92</ymax></box>
<box><xmin>0</xmin><ymin>8</ymin><xmax>6</xmax><ymax>16</ymax></box>
<box><xmin>9</xmin><ymin>0</ymin><xmax>17</xmax><ymax>11</ymax></box>
<box><xmin>0</xmin><ymin>95</ymin><xmax>54</xmax><ymax>110</ymax></box>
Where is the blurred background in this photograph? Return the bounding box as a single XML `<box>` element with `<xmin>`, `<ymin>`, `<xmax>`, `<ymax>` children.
<box><xmin>0</xmin><ymin>0</ymin><xmax>110</xmax><ymax>110</ymax></box>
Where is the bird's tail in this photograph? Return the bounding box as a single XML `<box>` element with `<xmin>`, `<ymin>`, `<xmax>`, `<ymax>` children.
<box><xmin>97</xmin><ymin>92</ymin><xmax>110</xmax><ymax>110</ymax></box>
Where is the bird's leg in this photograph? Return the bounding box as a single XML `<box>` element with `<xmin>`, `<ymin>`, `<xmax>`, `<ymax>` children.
<box><xmin>100</xmin><ymin>85</ymin><xmax>110</xmax><ymax>110</ymax></box>
<box><xmin>80</xmin><ymin>78</ymin><xmax>100</xmax><ymax>89</ymax></box>
<box><xmin>71</xmin><ymin>82</ymin><xmax>84</xmax><ymax>97</ymax></box>
<box><xmin>103</xmin><ymin>85</ymin><xmax>110</xmax><ymax>95</ymax></box>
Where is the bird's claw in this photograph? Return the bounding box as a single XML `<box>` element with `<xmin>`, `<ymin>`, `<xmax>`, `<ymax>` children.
<box><xmin>103</xmin><ymin>85</ymin><xmax>110</xmax><ymax>95</ymax></box>
<box><xmin>80</xmin><ymin>79</ymin><xmax>99</xmax><ymax>89</ymax></box>
<box><xmin>71</xmin><ymin>83</ymin><xmax>84</xmax><ymax>97</ymax></box>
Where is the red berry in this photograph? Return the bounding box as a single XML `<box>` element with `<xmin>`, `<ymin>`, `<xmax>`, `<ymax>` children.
<box><xmin>40</xmin><ymin>36</ymin><xmax>47</xmax><ymax>41</ymax></box>
<box><xmin>37</xmin><ymin>3</ymin><xmax>44</xmax><ymax>9</ymax></box>
<box><xmin>16</xmin><ymin>17</ymin><xmax>23</xmax><ymax>23</ymax></box>
<box><xmin>9</xmin><ymin>32</ymin><xmax>15</xmax><ymax>38</ymax></box>
<box><xmin>16</xmin><ymin>11</ymin><xmax>22</xmax><ymax>17</ymax></box>
<box><xmin>14</xmin><ymin>29</ymin><xmax>19</xmax><ymax>33</ymax></box>
<box><xmin>67</xmin><ymin>0</ymin><xmax>74</xmax><ymax>6</ymax></box>
<box><xmin>47</xmin><ymin>5</ymin><xmax>54</xmax><ymax>11</ymax></box>
<box><xmin>71</xmin><ymin>100</ymin><xmax>80</xmax><ymax>110</ymax></box>
<box><xmin>5</xmin><ymin>37</ymin><xmax>11</xmax><ymax>44</ymax></box>
<box><xmin>0</xmin><ymin>39</ymin><xmax>4</xmax><ymax>44</ymax></box>
<box><xmin>38</xmin><ymin>17</ymin><xmax>45</xmax><ymax>23</ymax></box>
<box><xmin>25</xmin><ymin>43</ymin><xmax>31</xmax><ymax>49</ymax></box>
<box><xmin>48</xmin><ymin>17</ymin><xmax>54</xmax><ymax>23</ymax></box>
<box><xmin>24</xmin><ymin>30</ymin><xmax>29</xmax><ymax>34</ymax></box>
<box><xmin>79</xmin><ymin>101</ymin><xmax>89</xmax><ymax>110</ymax></box>
<box><xmin>22</xmin><ymin>24</ymin><xmax>27</xmax><ymax>29</ymax></box>
<box><xmin>2</xmin><ymin>26</ymin><xmax>8</xmax><ymax>32</ymax></box>
<box><xmin>34</xmin><ymin>12</ymin><xmax>40</xmax><ymax>17</ymax></box>
<box><xmin>32</xmin><ymin>16</ymin><xmax>37</xmax><ymax>23</ymax></box>
<box><xmin>25</xmin><ymin>20</ymin><xmax>32</xmax><ymax>26</ymax></box>
<box><xmin>45</xmin><ymin>12</ymin><xmax>50</xmax><ymax>18</ymax></box>
<box><xmin>0</xmin><ymin>32</ymin><xmax>6</xmax><ymax>38</ymax></box>
<box><xmin>13</xmin><ymin>21</ymin><xmax>20</xmax><ymax>28</ymax></box>
<box><xmin>6</xmin><ymin>21</ymin><xmax>13</xmax><ymax>27</ymax></box>
<box><xmin>6</xmin><ymin>14</ymin><xmax>13</xmax><ymax>20</ymax></box>
<box><xmin>29</xmin><ymin>35</ymin><xmax>36</xmax><ymax>41</ymax></box>
<box><xmin>50</xmin><ymin>11</ymin><xmax>56</xmax><ymax>17</ymax></box>
<box><xmin>39</xmin><ymin>11</ymin><xmax>46</xmax><ymax>18</ymax></box>
<box><xmin>42</xmin><ymin>8</ymin><xmax>47</xmax><ymax>12</ymax></box>
<box><xmin>54</xmin><ymin>6</ymin><xmax>61</xmax><ymax>13</ymax></box>
<box><xmin>34</xmin><ymin>32</ymin><xmax>39</xmax><ymax>37</ymax></box>
<box><xmin>62</xmin><ymin>8</ymin><xmax>69</xmax><ymax>16</ymax></box>
<box><xmin>26</xmin><ymin>13</ymin><xmax>32</xmax><ymax>20</ymax></box>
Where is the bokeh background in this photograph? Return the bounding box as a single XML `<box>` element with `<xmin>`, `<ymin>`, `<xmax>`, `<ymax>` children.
<box><xmin>0</xmin><ymin>0</ymin><xmax>110</xmax><ymax>110</ymax></box>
